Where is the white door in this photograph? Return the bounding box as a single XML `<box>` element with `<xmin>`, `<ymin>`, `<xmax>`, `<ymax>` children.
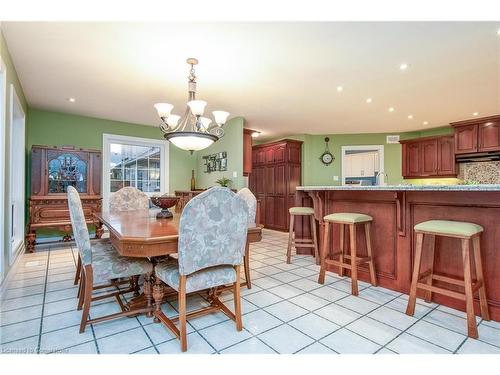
<box><xmin>9</xmin><ymin>84</ymin><xmax>26</xmax><ymax>262</ymax></box>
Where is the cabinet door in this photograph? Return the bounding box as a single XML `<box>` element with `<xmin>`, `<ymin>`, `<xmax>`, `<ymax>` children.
<box><xmin>420</xmin><ymin>139</ymin><xmax>438</xmax><ymax>176</ymax></box>
<box><xmin>478</xmin><ymin>121</ymin><xmax>500</xmax><ymax>152</ymax></box>
<box><xmin>273</xmin><ymin>197</ymin><xmax>287</xmax><ymax>230</ymax></box>
<box><xmin>454</xmin><ymin>124</ymin><xmax>478</xmax><ymax>154</ymax></box>
<box><xmin>265</xmin><ymin>147</ymin><xmax>275</xmax><ymax>163</ymax></box>
<box><xmin>437</xmin><ymin>136</ymin><xmax>456</xmax><ymax>176</ymax></box>
<box><xmin>406</xmin><ymin>143</ymin><xmax>421</xmax><ymax>177</ymax></box>
<box><xmin>256</xmin><ymin>149</ymin><xmax>266</xmax><ymax>164</ymax></box>
<box><xmin>274</xmin><ymin>144</ymin><xmax>286</xmax><ymax>163</ymax></box>
<box><xmin>254</xmin><ymin>167</ymin><xmax>265</xmax><ymax>195</ymax></box>
<box><xmin>264</xmin><ymin>166</ymin><xmax>275</xmax><ymax>195</ymax></box>
<box><xmin>288</xmin><ymin>164</ymin><xmax>301</xmax><ymax>193</ymax></box>
<box><xmin>265</xmin><ymin>196</ymin><xmax>275</xmax><ymax>228</ymax></box>
<box><xmin>274</xmin><ymin>164</ymin><xmax>286</xmax><ymax>196</ymax></box>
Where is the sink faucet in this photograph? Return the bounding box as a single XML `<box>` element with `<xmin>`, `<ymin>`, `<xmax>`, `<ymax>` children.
<box><xmin>376</xmin><ymin>171</ymin><xmax>388</xmax><ymax>186</ymax></box>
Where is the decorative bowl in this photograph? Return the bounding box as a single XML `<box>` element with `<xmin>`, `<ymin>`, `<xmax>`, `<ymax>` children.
<box><xmin>150</xmin><ymin>195</ymin><xmax>180</xmax><ymax>219</ymax></box>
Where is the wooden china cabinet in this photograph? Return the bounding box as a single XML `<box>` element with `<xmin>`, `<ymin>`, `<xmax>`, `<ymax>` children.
<box><xmin>249</xmin><ymin>139</ymin><xmax>302</xmax><ymax>231</ymax></box>
<box><xmin>27</xmin><ymin>145</ymin><xmax>103</xmax><ymax>252</ymax></box>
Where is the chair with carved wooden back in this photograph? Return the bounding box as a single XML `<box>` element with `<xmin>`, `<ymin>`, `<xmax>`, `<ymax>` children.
<box><xmin>67</xmin><ymin>186</ymin><xmax>154</xmax><ymax>333</ymax></box>
<box><xmin>236</xmin><ymin>187</ymin><xmax>257</xmax><ymax>289</ymax></box>
<box><xmin>73</xmin><ymin>186</ymin><xmax>149</xmax><ymax>288</ymax></box>
<box><xmin>154</xmin><ymin>187</ymin><xmax>249</xmax><ymax>352</ymax></box>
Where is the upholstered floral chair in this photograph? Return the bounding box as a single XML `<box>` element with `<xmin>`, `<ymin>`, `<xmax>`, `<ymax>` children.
<box><xmin>109</xmin><ymin>186</ymin><xmax>149</xmax><ymax>211</ymax></box>
<box><xmin>236</xmin><ymin>188</ymin><xmax>257</xmax><ymax>288</ymax></box>
<box><xmin>153</xmin><ymin>187</ymin><xmax>249</xmax><ymax>352</ymax></box>
<box><xmin>67</xmin><ymin>186</ymin><xmax>153</xmax><ymax>333</ymax></box>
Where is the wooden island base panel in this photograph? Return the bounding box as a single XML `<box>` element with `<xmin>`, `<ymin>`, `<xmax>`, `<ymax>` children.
<box><xmin>295</xmin><ymin>185</ymin><xmax>500</xmax><ymax>321</ymax></box>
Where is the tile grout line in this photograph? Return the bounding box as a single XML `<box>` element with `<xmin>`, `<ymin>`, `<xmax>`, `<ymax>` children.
<box><xmin>36</xmin><ymin>247</ymin><xmax>51</xmax><ymax>354</ymax></box>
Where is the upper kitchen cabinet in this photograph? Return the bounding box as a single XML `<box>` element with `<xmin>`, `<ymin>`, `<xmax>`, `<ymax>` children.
<box><xmin>401</xmin><ymin>135</ymin><xmax>456</xmax><ymax>178</ymax></box>
<box><xmin>452</xmin><ymin>115</ymin><xmax>500</xmax><ymax>154</ymax></box>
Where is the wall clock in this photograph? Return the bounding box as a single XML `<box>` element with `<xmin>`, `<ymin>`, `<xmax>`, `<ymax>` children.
<box><xmin>320</xmin><ymin>137</ymin><xmax>334</xmax><ymax>165</ymax></box>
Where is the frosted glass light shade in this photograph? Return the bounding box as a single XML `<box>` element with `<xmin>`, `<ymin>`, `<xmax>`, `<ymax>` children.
<box><xmin>187</xmin><ymin>100</ymin><xmax>207</xmax><ymax>116</ymax></box>
<box><xmin>213</xmin><ymin>110</ymin><xmax>230</xmax><ymax>125</ymax></box>
<box><xmin>199</xmin><ymin>117</ymin><xmax>212</xmax><ymax>129</ymax></box>
<box><xmin>166</xmin><ymin>114</ymin><xmax>181</xmax><ymax>127</ymax></box>
<box><xmin>165</xmin><ymin>132</ymin><xmax>217</xmax><ymax>152</ymax></box>
<box><xmin>154</xmin><ymin>103</ymin><xmax>173</xmax><ymax>118</ymax></box>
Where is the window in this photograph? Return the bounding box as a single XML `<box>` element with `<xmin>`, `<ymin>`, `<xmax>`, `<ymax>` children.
<box><xmin>102</xmin><ymin>134</ymin><xmax>169</xmax><ymax>210</ymax></box>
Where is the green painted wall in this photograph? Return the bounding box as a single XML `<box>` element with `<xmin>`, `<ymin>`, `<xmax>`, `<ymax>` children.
<box><xmin>27</xmin><ymin>108</ymin><xmax>197</xmax><ymax>194</ymax></box>
<box><xmin>1</xmin><ymin>30</ymin><xmax>29</xmax><ymax>282</ymax></box>
<box><xmin>260</xmin><ymin>126</ymin><xmax>453</xmax><ymax>186</ymax></box>
<box><xmin>195</xmin><ymin>117</ymin><xmax>245</xmax><ymax>190</ymax></box>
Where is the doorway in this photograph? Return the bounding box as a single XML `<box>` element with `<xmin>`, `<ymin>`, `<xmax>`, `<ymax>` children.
<box><xmin>341</xmin><ymin>145</ymin><xmax>385</xmax><ymax>186</ymax></box>
<box><xmin>9</xmin><ymin>84</ymin><xmax>26</xmax><ymax>264</ymax></box>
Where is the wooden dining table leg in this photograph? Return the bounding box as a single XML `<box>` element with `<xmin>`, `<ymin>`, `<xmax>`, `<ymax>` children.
<box><xmin>153</xmin><ymin>276</ymin><xmax>164</xmax><ymax>323</ymax></box>
<box><xmin>144</xmin><ymin>272</ymin><xmax>153</xmax><ymax>317</ymax></box>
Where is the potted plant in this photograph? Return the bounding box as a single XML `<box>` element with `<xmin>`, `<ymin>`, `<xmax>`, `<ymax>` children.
<box><xmin>215</xmin><ymin>177</ymin><xmax>232</xmax><ymax>187</ymax></box>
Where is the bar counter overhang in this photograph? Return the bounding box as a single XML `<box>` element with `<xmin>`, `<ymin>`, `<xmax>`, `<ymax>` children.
<box><xmin>295</xmin><ymin>185</ymin><xmax>500</xmax><ymax>321</ymax></box>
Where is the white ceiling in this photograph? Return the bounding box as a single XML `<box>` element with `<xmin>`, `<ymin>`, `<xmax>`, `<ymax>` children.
<box><xmin>2</xmin><ymin>22</ymin><xmax>500</xmax><ymax>140</ymax></box>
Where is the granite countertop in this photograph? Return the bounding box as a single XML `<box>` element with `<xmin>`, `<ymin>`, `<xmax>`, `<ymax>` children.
<box><xmin>296</xmin><ymin>184</ymin><xmax>500</xmax><ymax>191</ymax></box>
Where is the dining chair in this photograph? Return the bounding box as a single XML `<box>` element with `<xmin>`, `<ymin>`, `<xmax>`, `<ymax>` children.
<box><xmin>154</xmin><ymin>187</ymin><xmax>249</xmax><ymax>352</ymax></box>
<box><xmin>74</xmin><ymin>186</ymin><xmax>149</xmax><ymax>289</ymax></box>
<box><xmin>67</xmin><ymin>186</ymin><xmax>154</xmax><ymax>333</ymax></box>
<box><xmin>236</xmin><ymin>187</ymin><xmax>257</xmax><ymax>288</ymax></box>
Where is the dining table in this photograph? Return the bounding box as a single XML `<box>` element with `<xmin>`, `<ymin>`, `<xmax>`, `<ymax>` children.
<box><xmin>94</xmin><ymin>208</ymin><xmax>263</xmax><ymax>317</ymax></box>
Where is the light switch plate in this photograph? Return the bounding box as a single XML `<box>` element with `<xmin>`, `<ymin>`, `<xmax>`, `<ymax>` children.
<box><xmin>232</xmin><ymin>171</ymin><xmax>238</xmax><ymax>178</ymax></box>
<box><xmin>333</xmin><ymin>175</ymin><xmax>339</xmax><ymax>181</ymax></box>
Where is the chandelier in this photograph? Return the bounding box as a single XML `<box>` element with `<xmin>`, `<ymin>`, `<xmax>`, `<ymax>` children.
<box><xmin>154</xmin><ymin>58</ymin><xmax>230</xmax><ymax>153</ymax></box>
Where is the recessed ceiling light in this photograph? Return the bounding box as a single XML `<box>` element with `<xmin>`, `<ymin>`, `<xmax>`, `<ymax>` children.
<box><xmin>407</xmin><ymin>115</ymin><xmax>413</xmax><ymax>119</ymax></box>
<box><xmin>473</xmin><ymin>112</ymin><xmax>479</xmax><ymax>116</ymax></box>
<box><xmin>388</xmin><ymin>107</ymin><xmax>395</xmax><ymax>112</ymax></box>
<box><xmin>68</xmin><ymin>97</ymin><xmax>75</xmax><ymax>102</ymax></box>
<box><xmin>337</xmin><ymin>86</ymin><xmax>343</xmax><ymax>92</ymax></box>
<box><xmin>423</xmin><ymin>121</ymin><xmax>429</xmax><ymax>125</ymax></box>
<box><xmin>251</xmin><ymin>131</ymin><xmax>261</xmax><ymax>138</ymax></box>
<box><xmin>399</xmin><ymin>63</ymin><xmax>409</xmax><ymax>71</ymax></box>
<box><xmin>366</xmin><ymin>98</ymin><xmax>372</xmax><ymax>103</ymax></box>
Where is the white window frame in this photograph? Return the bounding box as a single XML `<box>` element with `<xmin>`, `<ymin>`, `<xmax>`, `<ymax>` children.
<box><xmin>102</xmin><ymin>133</ymin><xmax>169</xmax><ymax>210</ymax></box>
<box><xmin>8</xmin><ymin>84</ymin><xmax>26</xmax><ymax>265</ymax></box>
<box><xmin>341</xmin><ymin>145</ymin><xmax>384</xmax><ymax>185</ymax></box>
<box><xmin>0</xmin><ymin>57</ymin><xmax>6</xmax><ymax>281</ymax></box>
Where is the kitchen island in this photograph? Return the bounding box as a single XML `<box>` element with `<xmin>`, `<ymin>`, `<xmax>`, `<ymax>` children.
<box><xmin>295</xmin><ymin>185</ymin><xmax>500</xmax><ymax>321</ymax></box>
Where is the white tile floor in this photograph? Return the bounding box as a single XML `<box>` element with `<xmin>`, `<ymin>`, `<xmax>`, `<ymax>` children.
<box><xmin>1</xmin><ymin>229</ymin><xmax>499</xmax><ymax>354</ymax></box>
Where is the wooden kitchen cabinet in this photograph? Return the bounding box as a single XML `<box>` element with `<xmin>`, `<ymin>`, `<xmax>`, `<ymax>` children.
<box><xmin>243</xmin><ymin>128</ymin><xmax>254</xmax><ymax>176</ymax></box>
<box><xmin>249</xmin><ymin>139</ymin><xmax>302</xmax><ymax>231</ymax></box>
<box><xmin>401</xmin><ymin>135</ymin><xmax>456</xmax><ymax>178</ymax></box>
<box><xmin>452</xmin><ymin>115</ymin><xmax>500</xmax><ymax>154</ymax></box>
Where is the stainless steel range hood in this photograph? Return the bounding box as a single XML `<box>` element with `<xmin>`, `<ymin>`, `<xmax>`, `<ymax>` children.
<box><xmin>456</xmin><ymin>152</ymin><xmax>500</xmax><ymax>163</ymax></box>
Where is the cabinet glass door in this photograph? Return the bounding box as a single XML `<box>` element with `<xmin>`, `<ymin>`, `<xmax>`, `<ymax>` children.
<box><xmin>48</xmin><ymin>153</ymin><xmax>88</xmax><ymax>193</ymax></box>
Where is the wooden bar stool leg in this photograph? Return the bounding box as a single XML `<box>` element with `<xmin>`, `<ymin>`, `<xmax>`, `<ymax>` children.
<box><xmin>338</xmin><ymin>224</ymin><xmax>345</xmax><ymax>277</ymax></box>
<box><xmin>318</xmin><ymin>222</ymin><xmax>330</xmax><ymax>284</ymax></box>
<box><xmin>406</xmin><ymin>232</ymin><xmax>424</xmax><ymax>316</ymax></box>
<box><xmin>424</xmin><ymin>234</ymin><xmax>435</xmax><ymax>303</ymax></box>
<box><xmin>286</xmin><ymin>214</ymin><xmax>295</xmax><ymax>264</ymax></box>
<box><xmin>310</xmin><ymin>215</ymin><xmax>320</xmax><ymax>265</ymax></box>
<box><xmin>472</xmin><ymin>235</ymin><xmax>490</xmax><ymax>321</ymax></box>
<box><xmin>349</xmin><ymin>224</ymin><xmax>358</xmax><ymax>296</ymax></box>
<box><xmin>462</xmin><ymin>238</ymin><xmax>478</xmax><ymax>338</ymax></box>
<box><xmin>364</xmin><ymin>222</ymin><xmax>377</xmax><ymax>287</ymax></box>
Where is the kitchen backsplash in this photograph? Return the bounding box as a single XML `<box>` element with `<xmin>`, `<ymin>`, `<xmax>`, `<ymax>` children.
<box><xmin>458</xmin><ymin>161</ymin><xmax>500</xmax><ymax>184</ymax></box>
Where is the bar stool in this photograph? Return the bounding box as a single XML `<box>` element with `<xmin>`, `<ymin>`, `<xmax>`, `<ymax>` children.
<box><xmin>406</xmin><ymin>220</ymin><xmax>490</xmax><ymax>338</ymax></box>
<box><xmin>287</xmin><ymin>207</ymin><xmax>319</xmax><ymax>264</ymax></box>
<box><xmin>318</xmin><ymin>213</ymin><xmax>377</xmax><ymax>296</ymax></box>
